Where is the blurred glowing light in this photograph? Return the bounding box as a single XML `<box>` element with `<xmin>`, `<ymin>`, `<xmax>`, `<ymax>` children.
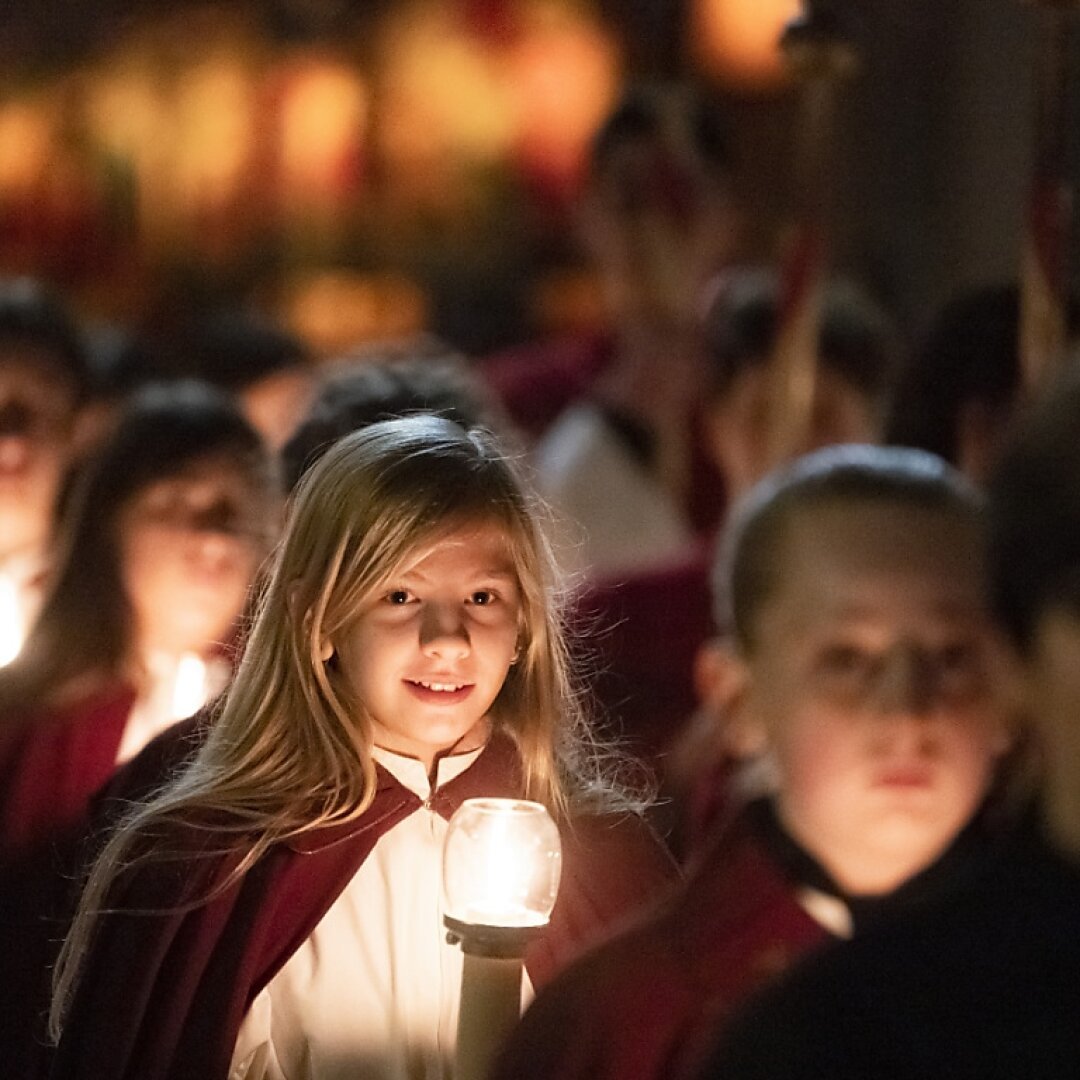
<box><xmin>86</xmin><ymin>69</ymin><xmax>161</xmax><ymax>160</ymax></box>
<box><xmin>279</xmin><ymin>58</ymin><xmax>368</xmax><ymax>203</ymax></box>
<box><xmin>378</xmin><ymin>2</ymin><xmax>514</xmax><ymax>175</ymax></box>
<box><xmin>83</xmin><ymin>51</ymin><xmax>172</xmax><ymax>245</ymax></box>
<box><xmin>690</xmin><ymin>0</ymin><xmax>801</xmax><ymax>91</ymax></box>
<box><xmin>0</xmin><ymin>102</ymin><xmax>53</xmax><ymax>195</ymax></box>
<box><xmin>171</xmin><ymin>653</ymin><xmax>210</xmax><ymax>720</ymax></box>
<box><xmin>173</xmin><ymin>55</ymin><xmax>255</xmax><ymax>210</ymax></box>
<box><xmin>282</xmin><ymin>272</ymin><xmax>428</xmax><ymax>356</ymax></box>
<box><xmin>0</xmin><ymin>573</ymin><xmax>26</xmax><ymax>666</ymax></box>
<box><xmin>507</xmin><ymin>3</ymin><xmax>620</xmax><ymax>194</ymax></box>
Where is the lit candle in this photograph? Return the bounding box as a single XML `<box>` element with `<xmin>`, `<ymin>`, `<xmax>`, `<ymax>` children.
<box><xmin>443</xmin><ymin>798</ymin><xmax>562</xmax><ymax>1080</ymax></box>
<box><xmin>170</xmin><ymin>652</ymin><xmax>210</xmax><ymax>720</ymax></box>
<box><xmin>0</xmin><ymin>572</ymin><xmax>26</xmax><ymax>666</ymax></box>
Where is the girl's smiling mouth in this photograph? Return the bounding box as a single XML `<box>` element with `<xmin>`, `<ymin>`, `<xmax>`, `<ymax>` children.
<box><xmin>404</xmin><ymin>678</ymin><xmax>475</xmax><ymax>703</ymax></box>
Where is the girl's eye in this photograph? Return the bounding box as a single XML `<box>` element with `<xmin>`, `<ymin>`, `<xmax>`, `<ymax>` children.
<box><xmin>386</xmin><ymin>589</ymin><xmax>412</xmax><ymax>605</ymax></box>
<box><xmin>470</xmin><ymin>590</ymin><xmax>496</xmax><ymax>606</ymax></box>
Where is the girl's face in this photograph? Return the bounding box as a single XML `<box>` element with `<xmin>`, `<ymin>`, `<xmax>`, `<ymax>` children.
<box><xmin>119</xmin><ymin>454</ymin><xmax>270</xmax><ymax>658</ymax></box>
<box><xmin>333</xmin><ymin>521</ymin><xmax>522</xmax><ymax>769</ymax></box>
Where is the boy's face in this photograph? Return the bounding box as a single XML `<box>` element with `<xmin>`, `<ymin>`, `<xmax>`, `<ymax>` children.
<box><xmin>738</xmin><ymin>501</ymin><xmax>1012</xmax><ymax>896</ymax></box>
<box><xmin>705</xmin><ymin>366</ymin><xmax>880</xmax><ymax>503</ymax></box>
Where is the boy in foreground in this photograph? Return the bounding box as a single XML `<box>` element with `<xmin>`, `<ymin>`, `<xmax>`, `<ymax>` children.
<box><xmin>491</xmin><ymin>444</ymin><xmax>1015</xmax><ymax>1080</ymax></box>
<box><xmin>698</xmin><ymin>372</ymin><xmax>1080</xmax><ymax>1080</ymax></box>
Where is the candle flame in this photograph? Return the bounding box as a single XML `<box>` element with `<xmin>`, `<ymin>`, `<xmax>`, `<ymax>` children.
<box><xmin>444</xmin><ymin>798</ymin><xmax>562</xmax><ymax>928</ymax></box>
<box><xmin>0</xmin><ymin>574</ymin><xmax>27</xmax><ymax>666</ymax></box>
<box><xmin>171</xmin><ymin>653</ymin><xmax>209</xmax><ymax>719</ymax></box>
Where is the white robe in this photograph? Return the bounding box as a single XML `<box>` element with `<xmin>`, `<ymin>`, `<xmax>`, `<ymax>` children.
<box><xmin>229</xmin><ymin>745</ymin><xmax>533</xmax><ymax>1080</ymax></box>
<box><xmin>533</xmin><ymin>403</ymin><xmax>694</xmax><ymax>579</ymax></box>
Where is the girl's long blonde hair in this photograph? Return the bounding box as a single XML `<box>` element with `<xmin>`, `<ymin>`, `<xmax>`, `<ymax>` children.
<box><xmin>51</xmin><ymin>414</ymin><xmax>636</xmax><ymax>1038</ymax></box>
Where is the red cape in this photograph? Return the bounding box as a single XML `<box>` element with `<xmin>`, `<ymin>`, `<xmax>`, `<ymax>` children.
<box><xmin>51</xmin><ymin>734</ymin><xmax>676</xmax><ymax>1080</ymax></box>
<box><xmin>0</xmin><ymin>687</ymin><xmax>137</xmax><ymax>1079</ymax></box>
<box><xmin>0</xmin><ymin>686</ymin><xmax>135</xmax><ymax>859</ymax></box>
<box><xmin>490</xmin><ymin>806</ymin><xmax>833</xmax><ymax>1080</ymax></box>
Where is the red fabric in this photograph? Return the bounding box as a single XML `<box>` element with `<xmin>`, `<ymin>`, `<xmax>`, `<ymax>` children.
<box><xmin>478</xmin><ymin>332</ymin><xmax>614</xmax><ymax>439</ymax></box>
<box><xmin>51</xmin><ymin>733</ymin><xmax>676</xmax><ymax>1080</ymax></box>
<box><xmin>477</xmin><ymin>332</ymin><xmax>726</xmax><ymax>533</ymax></box>
<box><xmin>0</xmin><ymin>687</ymin><xmax>136</xmax><ymax>1079</ymax></box>
<box><xmin>490</xmin><ymin>809</ymin><xmax>834</xmax><ymax>1080</ymax></box>
<box><xmin>0</xmin><ymin>686</ymin><xmax>135</xmax><ymax>859</ymax></box>
<box><xmin>573</xmin><ymin>543</ymin><xmax>714</xmax><ymax>764</ymax></box>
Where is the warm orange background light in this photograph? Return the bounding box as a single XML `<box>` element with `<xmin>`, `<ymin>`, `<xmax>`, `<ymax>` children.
<box><xmin>0</xmin><ymin>100</ymin><xmax>53</xmax><ymax>195</ymax></box>
<box><xmin>278</xmin><ymin>57</ymin><xmax>368</xmax><ymax>208</ymax></box>
<box><xmin>281</xmin><ymin>271</ymin><xmax>428</xmax><ymax>357</ymax></box>
<box><xmin>506</xmin><ymin>4</ymin><xmax>620</xmax><ymax>198</ymax></box>
<box><xmin>690</xmin><ymin>0</ymin><xmax>801</xmax><ymax>92</ymax></box>
<box><xmin>173</xmin><ymin>55</ymin><xmax>255</xmax><ymax>213</ymax></box>
<box><xmin>378</xmin><ymin>2</ymin><xmax>514</xmax><ymax>175</ymax></box>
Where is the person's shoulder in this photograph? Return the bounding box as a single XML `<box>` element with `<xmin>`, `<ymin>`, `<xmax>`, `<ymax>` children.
<box><xmin>0</xmin><ymin>681</ymin><xmax>133</xmax><ymax>739</ymax></box>
<box><xmin>556</xmin><ymin>806</ymin><xmax>680</xmax><ymax>932</ymax></box>
<box><xmin>700</xmin><ymin>837</ymin><xmax>1080</xmax><ymax>1080</ymax></box>
<box><xmin>693</xmin><ymin>931</ymin><xmax>867</xmax><ymax>1079</ymax></box>
<box><xmin>479</xmin><ymin>331</ymin><xmax>614</xmax><ymax>438</ymax></box>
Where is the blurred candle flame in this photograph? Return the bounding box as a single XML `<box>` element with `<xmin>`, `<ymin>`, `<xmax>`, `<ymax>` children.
<box><xmin>0</xmin><ymin>574</ymin><xmax>26</xmax><ymax>667</ymax></box>
<box><xmin>171</xmin><ymin>652</ymin><xmax>209</xmax><ymax>720</ymax></box>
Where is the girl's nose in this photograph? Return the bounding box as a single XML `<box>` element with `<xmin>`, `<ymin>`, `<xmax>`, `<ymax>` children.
<box><xmin>420</xmin><ymin>604</ymin><xmax>470</xmax><ymax>659</ymax></box>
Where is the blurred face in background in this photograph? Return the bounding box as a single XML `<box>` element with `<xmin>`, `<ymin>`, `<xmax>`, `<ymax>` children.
<box><xmin>705</xmin><ymin>365</ymin><xmax>881</xmax><ymax>503</ymax></box>
<box><xmin>584</xmin><ymin>134</ymin><xmax>740</xmax><ymax>331</ymax></box>
<box><xmin>0</xmin><ymin>348</ymin><xmax>84</xmax><ymax>562</ymax></box>
<box><xmin>733</xmin><ymin>501</ymin><xmax>1012</xmax><ymax>896</ymax></box>
<box><xmin>119</xmin><ymin>452</ymin><xmax>275</xmax><ymax>658</ymax></box>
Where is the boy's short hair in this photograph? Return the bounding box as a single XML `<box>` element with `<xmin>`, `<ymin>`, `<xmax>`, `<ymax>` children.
<box><xmin>0</xmin><ymin>277</ymin><xmax>91</xmax><ymax>398</ymax></box>
<box><xmin>703</xmin><ymin>269</ymin><xmax>899</xmax><ymax>408</ymax></box>
<box><xmin>717</xmin><ymin>443</ymin><xmax>983</xmax><ymax>649</ymax></box>
<box><xmin>987</xmin><ymin>365</ymin><xmax>1080</xmax><ymax>651</ymax></box>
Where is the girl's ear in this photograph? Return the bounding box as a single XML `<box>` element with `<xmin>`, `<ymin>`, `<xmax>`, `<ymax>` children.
<box><xmin>694</xmin><ymin>637</ymin><xmax>767</xmax><ymax>759</ymax></box>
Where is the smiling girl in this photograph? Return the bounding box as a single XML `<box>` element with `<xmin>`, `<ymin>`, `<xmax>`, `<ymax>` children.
<box><xmin>49</xmin><ymin>414</ymin><xmax>673</xmax><ymax>1080</ymax></box>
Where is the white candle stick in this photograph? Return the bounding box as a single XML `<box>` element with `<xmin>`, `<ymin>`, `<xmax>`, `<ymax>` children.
<box><xmin>443</xmin><ymin>798</ymin><xmax>562</xmax><ymax>1080</ymax></box>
